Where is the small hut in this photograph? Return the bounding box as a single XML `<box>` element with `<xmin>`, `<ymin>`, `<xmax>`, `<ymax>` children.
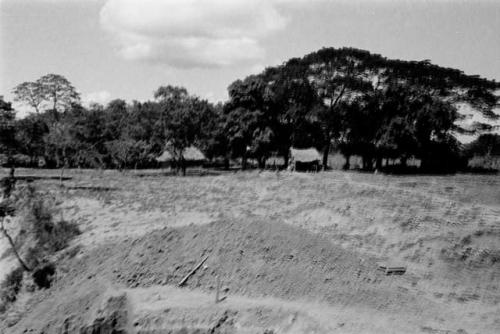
<box><xmin>182</xmin><ymin>146</ymin><xmax>206</xmax><ymax>162</ymax></box>
<box><xmin>156</xmin><ymin>145</ymin><xmax>206</xmax><ymax>174</ymax></box>
<box><xmin>289</xmin><ymin>147</ymin><xmax>322</xmax><ymax>171</ymax></box>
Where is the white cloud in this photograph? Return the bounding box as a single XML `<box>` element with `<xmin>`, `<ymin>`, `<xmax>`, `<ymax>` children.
<box><xmin>99</xmin><ymin>0</ymin><xmax>304</xmax><ymax>68</ymax></box>
<box><xmin>82</xmin><ymin>90</ymin><xmax>112</xmax><ymax>106</ymax></box>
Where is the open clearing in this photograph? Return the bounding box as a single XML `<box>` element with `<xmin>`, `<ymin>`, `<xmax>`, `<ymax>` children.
<box><xmin>1</xmin><ymin>169</ymin><xmax>499</xmax><ymax>333</ymax></box>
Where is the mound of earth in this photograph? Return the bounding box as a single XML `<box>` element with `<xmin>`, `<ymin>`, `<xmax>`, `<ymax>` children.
<box><xmin>62</xmin><ymin>219</ymin><xmax>422</xmax><ymax>310</ymax></box>
<box><xmin>4</xmin><ymin>218</ymin><xmax>499</xmax><ymax>333</ymax></box>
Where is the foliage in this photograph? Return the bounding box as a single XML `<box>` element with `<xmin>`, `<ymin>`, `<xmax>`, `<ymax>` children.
<box><xmin>0</xmin><ymin>184</ymin><xmax>80</xmax><ymax>311</ymax></box>
<box><xmin>5</xmin><ymin>49</ymin><xmax>500</xmax><ymax>173</ymax></box>
<box><xmin>12</xmin><ymin>82</ymin><xmax>43</xmax><ymax>113</ymax></box>
<box><xmin>106</xmin><ymin>139</ymin><xmax>152</xmax><ymax>170</ymax></box>
<box><xmin>465</xmin><ymin>134</ymin><xmax>500</xmax><ymax>157</ymax></box>
<box><xmin>0</xmin><ymin>97</ymin><xmax>17</xmax><ymax>167</ymax></box>
<box><xmin>0</xmin><ymin>266</ymin><xmax>24</xmax><ymax>308</ymax></box>
<box><xmin>12</xmin><ymin>74</ymin><xmax>80</xmax><ymax>113</ymax></box>
<box><xmin>225</xmin><ymin>47</ymin><xmax>499</xmax><ymax>170</ymax></box>
<box><xmin>17</xmin><ymin>190</ymin><xmax>80</xmax><ymax>256</ymax></box>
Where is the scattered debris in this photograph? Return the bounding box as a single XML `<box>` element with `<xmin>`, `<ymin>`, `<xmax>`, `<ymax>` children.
<box><xmin>378</xmin><ymin>265</ymin><xmax>407</xmax><ymax>275</ymax></box>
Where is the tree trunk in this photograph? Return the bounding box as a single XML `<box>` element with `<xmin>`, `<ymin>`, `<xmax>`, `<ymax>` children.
<box><xmin>401</xmin><ymin>156</ymin><xmax>408</xmax><ymax>168</ymax></box>
<box><xmin>283</xmin><ymin>153</ymin><xmax>289</xmax><ymax>169</ymax></box>
<box><xmin>242</xmin><ymin>152</ymin><xmax>248</xmax><ymax>170</ymax></box>
<box><xmin>1</xmin><ymin>219</ymin><xmax>31</xmax><ymax>272</ymax></box>
<box><xmin>59</xmin><ymin>165</ymin><xmax>65</xmax><ymax>187</ymax></box>
<box><xmin>322</xmin><ymin>140</ymin><xmax>330</xmax><ymax>170</ymax></box>
<box><xmin>343</xmin><ymin>154</ymin><xmax>351</xmax><ymax>170</ymax></box>
<box><xmin>181</xmin><ymin>157</ymin><xmax>186</xmax><ymax>176</ymax></box>
<box><xmin>362</xmin><ymin>156</ymin><xmax>373</xmax><ymax>171</ymax></box>
<box><xmin>376</xmin><ymin>156</ymin><xmax>383</xmax><ymax>170</ymax></box>
<box><xmin>223</xmin><ymin>156</ymin><xmax>230</xmax><ymax>170</ymax></box>
<box><xmin>258</xmin><ymin>157</ymin><xmax>266</xmax><ymax>170</ymax></box>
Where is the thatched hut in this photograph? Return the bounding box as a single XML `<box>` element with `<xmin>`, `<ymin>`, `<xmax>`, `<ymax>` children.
<box><xmin>289</xmin><ymin>147</ymin><xmax>322</xmax><ymax>171</ymax></box>
<box><xmin>156</xmin><ymin>145</ymin><xmax>206</xmax><ymax>175</ymax></box>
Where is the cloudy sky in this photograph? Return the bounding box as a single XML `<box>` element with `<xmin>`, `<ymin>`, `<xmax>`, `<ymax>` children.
<box><xmin>1</xmin><ymin>0</ymin><xmax>499</xmax><ymax>111</ymax></box>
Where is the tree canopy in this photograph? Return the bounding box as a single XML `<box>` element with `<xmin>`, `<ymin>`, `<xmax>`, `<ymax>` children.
<box><xmin>223</xmin><ymin>47</ymin><xmax>499</xmax><ymax>170</ymax></box>
<box><xmin>3</xmin><ymin>47</ymin><xmax>499</xmax><ymax>173</ymax></box>
<box><xmin>12</xmin><ymin>74</ymin><xmax>80</xmax><ymax>113</ymax></box>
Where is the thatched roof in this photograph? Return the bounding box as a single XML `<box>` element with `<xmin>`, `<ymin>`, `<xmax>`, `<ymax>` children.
<box><xmin>156</xmin><ymin>150</ymin><xmax>173</xmax><ymax>162</ymax></box>
<box><xmin>290</xmin><ymin>148</ymin><xmax>322</xmax><ymax>163</ymax></box>
<box><xmin>156</xmin><ymin>146</ymin><xmax>206</xmax><ymax>162</ymax></box>
<box><xmin>183</xmin><ymin>146</ymin><xmax>206</xmax><ymax>161</ymax></box>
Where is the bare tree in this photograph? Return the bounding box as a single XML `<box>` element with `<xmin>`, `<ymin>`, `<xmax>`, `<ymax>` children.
<box><xmin>37</xmin><ymin>74</ymin><xmax>80</xmax><ymax>112</ymax></box>
<box><xmin>12</xmin><ymin>82</ymin><xmax>43</xmax><ymax>113</ymax></box>
<box><xmin>12</xmin><ymin>74</ymin><xmax>81</xmax><ymax>114</ymax></box>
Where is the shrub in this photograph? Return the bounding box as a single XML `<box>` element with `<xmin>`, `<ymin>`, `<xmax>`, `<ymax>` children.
<box><xmin>4</xmin><ymin>186</ymin><xmax>81</xmax><ymax>275</ymax></box>
<box><xmin>0</xmin><ymin>186</ymin><xmax>81</xmax><ymax>308</ymax></box>
<box><xmin>0</xmin><ymin>266</ymin><xmax>24</xmax><ymax>311</ymax></box>
<box><xmin>12</xmin><ymin>154</ymin><xmax>31</xmax><ymax>167</ymax></box>
<box><xmin>24</xmin><ymin>196</ymin><xmax>81</xmax><ymax>255</ymax></box>
<box><xmin>41</xmin><ymin>220</ymin><xmax>81</xmax><ymax>253</ymax></box>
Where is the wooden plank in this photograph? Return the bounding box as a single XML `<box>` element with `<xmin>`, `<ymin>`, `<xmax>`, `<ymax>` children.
<box><xmin>385</xmin><ymin>267</ymin><xmax>406</xmax><ymax>275</ymax></box>
<box><xmin>215</xmin><ymin>274</ymin><xmax>221</xmax><ymax>303</ymax></box>
<box><xmin>378</xmin><ymin>264</ymin><xmax>406</xmax><ymax>275</ymax></box>
<box><xmin>178</xmin><ymin>255</ymin><xmax>209</xmax><ymax>287</ymax></box>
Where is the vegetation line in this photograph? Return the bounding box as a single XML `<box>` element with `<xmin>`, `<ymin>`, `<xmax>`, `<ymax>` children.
<box><xmin>1</xmin><ymin>47</ymin><xmax>499</xmax><ymax>174</ymax></box>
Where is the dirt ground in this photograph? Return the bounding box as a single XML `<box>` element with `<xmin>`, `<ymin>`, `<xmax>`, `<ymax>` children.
<box><xmin>1</xmin><ymin>168</ymin><xmax>499</xmax><ymax>333</ymax></box>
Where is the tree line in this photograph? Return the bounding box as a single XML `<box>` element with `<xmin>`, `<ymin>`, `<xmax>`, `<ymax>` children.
<box><xmin>1</xmin><ymin>47</ymin><xmax>499</xmax><ymax>173</ymax></box>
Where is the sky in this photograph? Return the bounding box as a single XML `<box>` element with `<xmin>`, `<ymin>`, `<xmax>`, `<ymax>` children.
<box><xmin>1</xmin><ymin>0</ymin><xmax>500</xmax><ymax>115</ymax></box>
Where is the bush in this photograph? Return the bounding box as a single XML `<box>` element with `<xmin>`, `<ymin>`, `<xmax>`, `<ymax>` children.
<box><xmin>42</xmin><ymin>220</ymin><xmax>81</xmax><ymax>253</ymax></box>
<box><xmin>32</xmin><ymin>262</ymin><xmax>56</xmax><ymax>289</ymax></box>
<box><xmin>0</xmin><ymin>266</ymin><xmax>24</xmax><ymax>310</ymax></box>
<box><xmin>467</xmin><ymin>155</ymin><xmax>500</xmax><ymax>172</ymax></box>
<box><xmin>7</xmin><ymin>186</ymin><xmax>81</xmax><ymax>271</ymax></box>
<box><xmin>24</xmin><ymin>195</ymin><xmax>81</xmax><ymax>254</ymax></box>
<box><xmin>12</xmin><ymin>154</ymin><xmax>31</xmax><ymax>167</ymax></box>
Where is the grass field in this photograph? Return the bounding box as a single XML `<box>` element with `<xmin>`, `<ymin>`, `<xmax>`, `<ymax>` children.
<box><xmin>1</xmin><ymin>168</ymin><xmax>499</xmax><ymax>333</ymax></box>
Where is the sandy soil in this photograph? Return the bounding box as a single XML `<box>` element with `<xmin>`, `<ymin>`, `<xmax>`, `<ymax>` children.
<box><xmin>1</xmin><ymin>168</ymin><xmax>499</xmax><ymax>333</ymax></box>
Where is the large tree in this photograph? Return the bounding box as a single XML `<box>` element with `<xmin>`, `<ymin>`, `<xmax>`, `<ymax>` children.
<box><xmin>265</xmin><ymin>64</ymin><xmax>322</xmax><ymax>167</ymax></box>
<box><xmin>15</xmin><ymin>115</ymin><xmax>49</xmax><ymax>165</ymax></box>
<box><xmin>224</xmin><ymin>76</ymin><xmax>274</xmax><ymax>169</ymax></box>
<box><xmin>12</xmin><ymin>74</ymin><xmax>80</xmax><ymax>114</ymax></box>
<box><xmin>305</xmin><ymin>49</ymin><xmax>381</xmax><ymax>168</ymax></box>
<box><xmin>247</xmin><ymin>47</ymin><xmax>499</xmax><ymax>170</ymax></box>
<box><xmin>163</xmin><ymin>96</ymin><xmax>211</xmax><ymax>175</ymax></box>
<box><xmin>37</xmin><ymin>74</ymin><xmax>81</xmax><ymax>112</ymax></box>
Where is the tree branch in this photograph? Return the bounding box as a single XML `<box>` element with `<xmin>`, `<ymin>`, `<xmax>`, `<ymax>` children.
<box><xmin>0</xmin><ymin>217</ymin><xmax>31</xmax><ymax>272</ymax></box>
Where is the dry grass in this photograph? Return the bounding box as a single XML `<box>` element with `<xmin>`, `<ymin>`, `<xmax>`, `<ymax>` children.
<box><xmin>1</xmin><ymin>167</ymin><xmax>500</xmax><ymax>332</ymax></box>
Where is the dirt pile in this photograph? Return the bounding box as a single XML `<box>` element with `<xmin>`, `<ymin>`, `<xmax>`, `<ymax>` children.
<box><xmin>3</xmin><ymin>169</ymin><xmax>500</xmax><ymax>333</ymax></box>
<box><xmin>3</xmin><ymin>215</ymin><xmax>499</xmax><ymax>333</ymax></box>
<box><xmin>57</xmin><ymin>219</ymin><xmax>425</xmax><ymax>313</ymax></box>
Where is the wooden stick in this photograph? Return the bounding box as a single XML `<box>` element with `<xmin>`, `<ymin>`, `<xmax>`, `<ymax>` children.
<box><xmin>215</xmin><ymin>274</ymin><xmax>221</xmax><ymax>303</ymax></box>
<box><xmin>1</xmin><ymin>218</ymin><xmax>31</xmax><ymax>272</ymax></box>
<box><xmin>178</xmin><ymin>255</ymin><xmax>209</xmax><ymax>287</ymax></box>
